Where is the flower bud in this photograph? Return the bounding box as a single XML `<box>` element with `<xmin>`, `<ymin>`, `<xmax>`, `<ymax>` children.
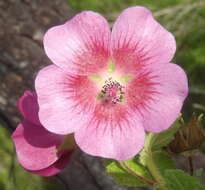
<box><xmin>169</xmin><ymin>113</ymin><xmax>205</xmax><ymax>153</ymax></box>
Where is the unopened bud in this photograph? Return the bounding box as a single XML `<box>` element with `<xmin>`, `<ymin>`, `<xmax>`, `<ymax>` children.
<box><xmin>169</xmin><ymin>113</ymin><xmax>205</xmax><ymax>153</ymax></box>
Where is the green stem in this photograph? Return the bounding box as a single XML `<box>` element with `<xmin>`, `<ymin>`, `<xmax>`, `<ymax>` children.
<box><xmin>145</xmin><ymin>150</ymin><xmax>165</xmax><ymax>185</ymax></box>
<box><xmin>144</xmin><ymin>149</ymin><xmax>168</xmax><ymax>190</ymax></box>
<box><xmin>119</xmin><ymin>161</ymin><xmax>155</xmax><ymax>187</ymax></box>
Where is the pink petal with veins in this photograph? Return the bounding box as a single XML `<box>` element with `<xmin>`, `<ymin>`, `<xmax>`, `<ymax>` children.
<box><xmin>44</xmin><ymin>11</ymin><xmax>110</xmax><ymax>75</ymax></box>
<box><xmin>126</xmin><ymin>63</ymin><xmax>188</xmax><ymax>133</ymax></box>
<box><xmin>111</xmin><ymin>6</ymin><xmax>176</xmax><ymax>74</ymax></box>
<box><xmin>35</xmin><ymin>65</ymin><xmax>98</xmax><ymax>135</ymax></box>
<box><xmin>75</xmin><ymin>102</ymin><xmax>145</xmax><ymax>160</ymax></box>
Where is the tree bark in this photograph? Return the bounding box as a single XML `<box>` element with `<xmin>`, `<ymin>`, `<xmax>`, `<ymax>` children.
<box><xmin>0</xmin><ymin>0</ymin><xmax>74</xmax><ymax>127</ymax></box>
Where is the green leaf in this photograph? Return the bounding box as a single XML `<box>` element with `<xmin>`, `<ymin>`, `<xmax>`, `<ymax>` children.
<box><xmin>144</xmin><ymin>116</ymin><xmax>181</xmax><ymax>152</ymax></box>
<box><xmin>123</xmin><ymin>158</ymin><xmax>154</xmax><ymax>181</ymax></box>
<box><xmin>140</xmin><ymin>118</ymin><xmax>180</xmax><ymax>166</ymax></box>
<box><xmin>106</xmin><ymin>158</ymin><xmax>154</xmax><ymax>187</ymax></box>
<box><xmin>139</xmin><ymin>150</ymin><xmax>176</xmax><ymax>184</ymax></box>
<box><xmin>152</xmin><ymin>151</ymin><xmax>175</xmax><ymax>174</ymax></box>
<box><xmin>106</xmin><ymin>161</ymin><xmax>145</xmax><ymax>187</ymax></box>
<box><xmin>162</xmin><ymin>169</ymin><xmax>205</xmax><ymax>190</ymax></box>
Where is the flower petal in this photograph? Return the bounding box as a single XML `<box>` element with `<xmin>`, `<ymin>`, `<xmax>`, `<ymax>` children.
<box><xmin>12</xmin><ymin>120</ymin><xmax>65</xmax><ymax>171</ymax></box>
<box><xmin>111</xmin><ymin>6</ymin><xmax>176</xmax><ymax>74</ymax></box>
<box><xmin>18</xmin><ymin>91</ymin><xmax>40</xmax><ymax>125</ymax></box>
<box><xmin>27</xmin><ymin>151</ymin><xmax>72</xmax><ymax>176</ymax></box>
<box><xmin>35</xmin><ymin>65</ymin><xmax>97</xmax><ymax>135</ymax></box>
<box><xmin>75</xmin><ymin>103</ymin><xmax>145</xmax><ymax>161</ymax></box>
<box><xmin>127</xmin><ymin>63</ymin><xmax>188</xmax><ymax>133</ymax></box>
<box><xmin>44</xmin><ymin>11</ymin><xmax>110</xmax><ymax>75</ymax></box>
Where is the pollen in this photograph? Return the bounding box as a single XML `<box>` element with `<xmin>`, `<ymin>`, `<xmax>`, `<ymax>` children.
<box><xmin>98</xmin><ymin>77</ymin><xmax>124</xmax><ymax>104</ymax></box>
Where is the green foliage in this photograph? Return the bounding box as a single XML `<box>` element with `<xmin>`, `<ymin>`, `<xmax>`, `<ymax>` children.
<box><xmin>106</xmin><ymin>158</ymin><xmax>153</xmax><ymax>187</ymax></box>
<box><xmin>139</xmin><ymin>150</ymin><xmax>176</xmax><ymax>184</ymax></box>
<box><xmin>68</xmin><ymin>0</ymin><xmax>188</xmax><ymax>14</ymax></box>
<box><xmin>161</xmin><ymin>169</ymin><xmax>205</xmax><ymax>190</ymax></box>
<box><xmin>152</xmin><ymin>151</ymin><xmax>175</xmax><ymax>174</ymax></box>
<box><xmin>106</xmin><ymin>161</ymin><xmax>145</xmax><ymax>187</ymax></box>
<box><xmin>140</xmin><ymin>118</ymin><xmax>180</xmax><ymax>165</ymax></box>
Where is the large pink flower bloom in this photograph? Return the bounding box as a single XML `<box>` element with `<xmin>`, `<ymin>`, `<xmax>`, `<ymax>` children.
<box><xmin>35</xmin><ymin>6</ymin><xmax>188</xmax><ymax>161</ymax></box>
<box><xmin>12</xmin><ymin>91</ymin><xmax>73</xmax><ymax>176</ymax></box>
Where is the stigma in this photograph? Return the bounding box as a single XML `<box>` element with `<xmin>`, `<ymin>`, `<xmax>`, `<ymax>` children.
<box><xmin>98</xmin><ymin>77</ymin><xmax>124</xmax><ymax>104</ymax></box>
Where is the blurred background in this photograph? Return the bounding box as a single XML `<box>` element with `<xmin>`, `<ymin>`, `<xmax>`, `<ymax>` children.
<box><xmin>0</xmin><ymin>0</ymin><xmax>205</xmax><ymax>189</ymax></box>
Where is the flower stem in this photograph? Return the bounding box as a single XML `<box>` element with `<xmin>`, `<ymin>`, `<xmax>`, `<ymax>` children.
<box><xmin>143</xmin><ymin>149</ymin><xmax>168</xmax><ymax>190</ymax></box>
<box><xmin>145</xmin><ymin>150</ymin><xmax>165</xmax><ymax>185</ymax></box>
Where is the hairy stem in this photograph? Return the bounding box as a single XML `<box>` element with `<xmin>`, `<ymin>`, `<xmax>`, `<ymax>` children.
<box><xmin>144</xmin><ymin>149</ymin><xmax>168</xmax><ymax>190</ymax></box>
<box><xmin>146</xmin><ymin>151</ymin><xmax>165</xmax><ymax>184</ymax></box>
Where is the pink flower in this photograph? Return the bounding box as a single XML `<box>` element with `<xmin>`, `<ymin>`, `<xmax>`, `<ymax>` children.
<box><xmin>12</xmin><ymin>91</ymin><xmax>73</xmax><ymax>176</ymax></box>
<box><xmin>35</xmin><ymin>6</ymin><xmax>188</xmax><ymax>161</ymax></box>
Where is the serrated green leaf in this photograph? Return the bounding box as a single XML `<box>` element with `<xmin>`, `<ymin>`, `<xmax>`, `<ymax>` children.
<box><xmin>106</xmin><ymin>161</ymin><xmax>145</xmax><ymax>187</ymax></box>
<box><xmin>153</xmin><ymin>151</ymin><xmax>175</xmax><ymax>174</ymax></box>
<box><xmin>139</xmin><ymin>150</ymin><xmax>176</xmax><ymax>185</ymax></box>
<box><xmin>106</xmin><ymin>158</ymin><xmax>154</xmax><ymax>187</ymax></box>
<box><xmin>162</xmin><ymin>169</ymin><xmax>205</xmax><ymax>190</ymax></box>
